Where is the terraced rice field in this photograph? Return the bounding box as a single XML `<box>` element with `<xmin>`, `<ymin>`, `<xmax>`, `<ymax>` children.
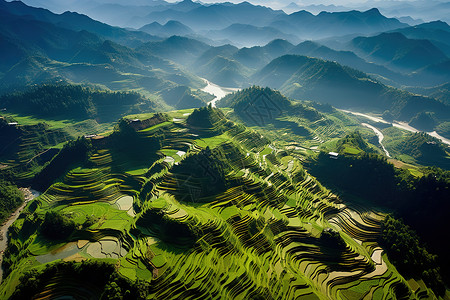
<box><xmin>1</xmin><ymin>109</ymin><xmax>412</xmax><ymax>299</ymax></box>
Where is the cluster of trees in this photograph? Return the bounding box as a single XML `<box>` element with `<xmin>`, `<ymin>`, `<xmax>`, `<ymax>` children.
<box><xmin>320</xmin><ymin>228</ymin><xmax>346</xmax><ymax>250</ymax></box>
<box><xmin>40</xmin><ymin>210</ymin><xmax>98</xmax><ymax>240</ymax></box>
<box><xmin>380</xmin><ymin>215</ymin><xmax>445</xmax><ymax>295</ymax></box>
<box><xmin>335</xmin><ymin>131</ymin><xmax>377</xmax><ymax>155</ymax></box>
<box><xmin>171</xmin><ymin>147</ymin><xmax>231</xmax><ymax>201</ymax></box>
<box><xmin>11</xmin><ymin>260</ymin><xmax>151</xmax><ymax>299</ymax></box>
<box><xmin>218</xmin><ymin>86</ymin><xmax>289</xmax><ymax>125</ymax></box>
<box><xmin>110</xmin><ymin>118</ymin><xmax>163</xmax><ymax>169</ymax></box>
<box><xmin>41</xmin><ymin>210</ymin><xmax>76</xmax><ymax>240</ymax></box>
<box><xmin>0</xmin><ymin>84</ymin><xmax>150</xmax><ymax>122</ymax></box>
<box><xmin>0</xmin><ymin>180</ymin><xmax>24</xmax><ymax>223</ymax></box>
<box><xmin>390</xmin><ymin>132</ymin><xmax>450</xmax><ymax>169</ymax></box>
<box><xmin>186</xmin><ymin>105</ymin><xmax>226</xmax><ymax>129</ymax></box>
<box><xmin>160</xmin><ymin>86</ymin><xmax>209</xmax><ymax>109</ymax></box>
<box><xmin>135</xmin><ymin>207</ymin><xmax>197</xmax><ymax>248</ymax></box>
<box><xmin>409</xmin><ymin>112</ymin><xmax>437</xmax><ymax>132</ymax></box>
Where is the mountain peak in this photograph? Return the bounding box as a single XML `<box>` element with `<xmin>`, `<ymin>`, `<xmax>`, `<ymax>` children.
<box><xmin>365</xmin><ymin>8</ymin><xmax>381</xmax><ymax>16</ymax></box>
<box><xmin>416</xmin><ymin>20</ymin><xmax>450</xmax><ymax>31</ymax></box>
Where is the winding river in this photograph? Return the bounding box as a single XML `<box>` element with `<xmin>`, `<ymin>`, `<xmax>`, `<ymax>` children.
<box><xmin>340</xmin><ymin>109</ymin><xmax>450</xmax><ymax>146</ymax></box>
<box><xmin>361</xmin><ymin>123</ymin><xmax>391</xmax><ymax>157</ymax></box>
<box><xmin>0</xmin><ymin>188</ymin><xmax>41</xmax><ymax>283</ymax></box>
<box><xmin>201</xmin><ymin>78</ymin><xmax>240</xmax><ymax>107</ymax></box>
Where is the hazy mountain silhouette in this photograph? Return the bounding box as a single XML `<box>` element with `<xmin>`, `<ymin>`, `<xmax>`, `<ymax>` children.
<box><xmin>0</xmin><ymin>0</ymin><xmax>159</xmax><ymax>47</ymax></box>
<box><xmin>196</xmin><ymin>56</ymin><xmax>251</xmax><ymax>87</ymax></box>
<box><xmin>252</xmin><ymin>55</ymin><xmax>449</xmax><ymax>124</ymax></box>
<box><xmin>206</xmin><ymin>24</ymin><xmax>299</xmax><ymax>47</ymax></box>
<box><xmin>289</xmin><ymin>41</ymin><xmax>406</xmax><ymax>84</ymax></box>
<box><xmin>282</xmin><ymin>3</ymin><xmax>349</xmax><ymax>14</ymax></box>
<box><xmin>409</xmin><ymin>83</ymin><xmax>450</xmax><ymax>106</ymax></box>
<box><xmin>139</xmin><ymin>20</ymin><xmax>194</xmax><ymax>37</ymax></box>
<box><xmin>140</xmin><ymin>1</ymin><xmax>284</xmax><ymax>31</ymax></box>
<box><xmin>188</xmin><ymin>38</ymin><xmax>408</xmax><ymax>88</ymax></box>
<box><xmin>411</xmin><ymin>60</ymin><xmax>450</xmax><ymax>87</ymax></box>
<box><xmin>134</xmin><ymin>2</ymin><xmax>406</xmax><ymax>42</ymax></box>
<box><xmin>137</xmin><ymin>35</ymin><xmax>211</xmax><ymax>66</ymax></box>
<box><xmin>270</xmin><ymin>8</ymin><xmax>407</xmax><ymax>39</ymax></box>
<box><xmin>388</xmin><ymin>21</ymin><xmax>450</xmax><ymax>56</ymax></box>
<box><xmin>349</xmin><ymin>32</ymin><xmax>448</xmax><ymax>72</ymax></box>
<box><xmin>0</xmin><ymin>8</ymin><xmax>103</xmax><ymax>70</ymax></box>
<box><xmin>0</xmin><ymin>2</ymin><xmax>204</xmax><ymax>106</ymax></box>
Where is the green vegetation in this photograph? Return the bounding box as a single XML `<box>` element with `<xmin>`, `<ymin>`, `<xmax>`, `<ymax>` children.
<box><xmin>335</xmin><ymin>131</ymin><xmax>378</xmax><ymax>155</ymax></box>
<box><xmin>320</xmin><ymin>228</ymin><xmax>346</xmax><ymax>250</ymax></box>
<box><xmin>252</xmin><ymin>55</ymin><xmax>450</xmax><ymax>133</ymax></box>
<box><xmin>33</xmin><ymin>137</ymin><xmax>93</xmax><ymax>191</ymax></box>
<box><xmin>380</xmin><ymin>215</ymin><xmax>445</xmax><ymax>296</ymax></box>
<box><xmin>0</xmin><ymin>106</ymin><xmax>416</xmax><ymax>299</ymax></box>
<box><xmin>219</xmin><ymin>86</ymin><xmax>290</xmax><ymax>112</ymax></box>
<box><xmin>409</xmin><ymin>112</ymin><xmax>437</xmax><ymax>132</ymax></box>
<box><xmin>1</xmin><ymin>85</ymin><xmax>448</xmax><ymax>299</ymax></box>
<box><xmin>41</xmin><ymin>210</ymin><xmax>77</xmax><ymax>240</ymax></box>
<box><xmin>10</xmin><ymin>260</ymin><xmax>148</xmax><ymax>300</ymax></box>
<box><xmin>160</xmin><ymin>86</ymin><xmax>213</xmax><ymax>110</ymax></box>
<box><xmin>0</xmin><ymin>114</ymin><xmax>113</xmax><ymax>186</ymax></box>
<box><xmin>187</xmin><ymin>105</ymin><xmax>227</xmax><ymax>128</ymax></box>
<box><xmin>307</xmin><ymin>150</ymin><xmax>449</xmax><ymax>296</ymax></box>
<box><xmin>0</xmin><ymin>180</ymin><xmax>24</xmax><ymax>223</ymax></box>
<box><xmin>383</xmin><ymin>131</ymin><xmax>450</xmax><ymax>169</ymax></box>
<box><xmin>0</xmin><ymin>84</ymin><xmax>157</xmax><ymax>122</ymax></box>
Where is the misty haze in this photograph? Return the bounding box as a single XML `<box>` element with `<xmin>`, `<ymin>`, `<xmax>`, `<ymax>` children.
<box><xmin>0</xmin><ymin>0</ymin><xmax>449</xmax><ymax>299</ymax></box>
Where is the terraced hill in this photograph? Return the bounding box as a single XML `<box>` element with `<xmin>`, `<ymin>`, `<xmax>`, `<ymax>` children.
<box><xmin>218</xmin><ymin>86</ymin><xmax>383</xmax><ymax>158</ymax></box>
<box><xmin>0</xmin><ymin>114</ymin><xmax>113</xmax><ymax>184</ymax></box>
<box><xmin>0</xmin><ymin>106</ymin><xmax>433</xmax><ymax>299</ymax></box>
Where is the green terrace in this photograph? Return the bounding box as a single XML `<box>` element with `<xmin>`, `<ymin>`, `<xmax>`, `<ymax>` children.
<box><xmin>0</xmin><ymin>106</ymin><xmax>430</xmax><ymax>299</ymax></box>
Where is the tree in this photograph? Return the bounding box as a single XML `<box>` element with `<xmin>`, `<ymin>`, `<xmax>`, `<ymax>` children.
<box><xmin>41</xmin><ymin>210</ymin><xmax>76</xmax><ymax>240</ymax></box>
<box><xmin>0</xmin><ymin>180</ymin><xmax>24</xmax><ymax>222</ymax></box>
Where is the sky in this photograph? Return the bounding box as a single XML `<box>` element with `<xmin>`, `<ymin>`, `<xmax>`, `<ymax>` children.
<box><xmin>15</xmin><ymin>0</ymin><xmax>450</xmax><ymax>24</ymax></box>
<box><xmin>190</xmin><ymin>0</ymin><xmax>424</xmax><ymax>6</ymax></box>
<box><xmin>161</xmin><ymin>0</ymin><xmax>447</xmax><ymax>11</ymax></box>
<box><xmin>16</xmin><ymin>0</ymin><xmax>447</xmax><ymax>8</ymax></box>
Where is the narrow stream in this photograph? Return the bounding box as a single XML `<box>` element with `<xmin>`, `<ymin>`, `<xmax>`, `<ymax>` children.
<box><xmin>0</xmin><ymin>188</ymin><xmax>41</xmax><ymax>283</ymax></box>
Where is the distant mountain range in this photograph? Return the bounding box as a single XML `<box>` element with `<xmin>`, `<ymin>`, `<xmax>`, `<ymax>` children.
<box><xmin>43</xmin><ymin>0</ymin><xmax>409</xmax><ymax>46</ymax></box>
<box><xmin>206</xmin><ymin>24</ymin><xmax>300</xmax><ymax>47</ymax></box>
<box><xmin>0</xmin><ymin>0</ymin><xmax>210</xmax><ymax>110</ymax></box>
<box><xmin>0</xmin><ymin>0</ymin><xmax>159</xmax><ymax>47</ymax></box>
<box><xmin>137</xmin><ymin>35</ymin><xmax>210</xmax><ymax>66</ymax></box>
<box><xmin>252</xmin><ymin>55</ymin><xmax>449</xmax><ymax>127</ymax></box>
<box><xmin>348</xmin><ymin>32</ymin><xmax>448</xmax><ymax>72</ymax></box>
<box><xmin>1</xmin><ymin>0</ymin><xmax>449</xmax><ymax>124</ymax></box>
<box><xmin>270</xmin><ymin>8</ymin><xmax>407</xmax><ymax>40</ymax></box>
<box><xmin>387</xmin><ymin>21</ymin><xmax>450</xmax><ymax>56</ymax></box>
<box><xmin>134</xmin><ymin>4</ymin><xmax>407</xmax><ymax>44</ymax></box>
<box><xmin>139</xmin><ymin>20</ymin><xmax>194</xmax><ymax>37</ymax></box>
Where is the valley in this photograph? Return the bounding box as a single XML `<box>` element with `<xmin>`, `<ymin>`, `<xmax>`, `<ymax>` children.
<box><xmin>0</xmin><ymin>0</ymin><xmax>449</xmax><ymax>299</ymax></box>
